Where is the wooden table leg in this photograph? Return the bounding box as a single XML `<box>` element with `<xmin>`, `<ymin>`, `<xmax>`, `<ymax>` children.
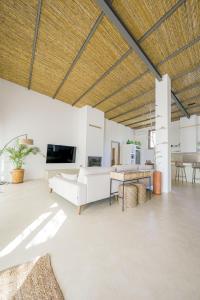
<box><xmin>77</xmin><ymin>205</ymin><xmax>82</xmax><ymax>215</ymax></box>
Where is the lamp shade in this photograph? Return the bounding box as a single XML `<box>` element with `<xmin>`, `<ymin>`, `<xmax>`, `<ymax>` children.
<box><xmin>20</xmin><ymin>138</ymin><xmax>34</xmax><ymax>145</ymax></box>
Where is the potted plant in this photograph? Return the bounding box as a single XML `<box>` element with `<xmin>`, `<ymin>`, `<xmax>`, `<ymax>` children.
<box><xmin>5</xmin><ymin>141</ymin><xmax>40</xmax><ymax>183</ymax></box>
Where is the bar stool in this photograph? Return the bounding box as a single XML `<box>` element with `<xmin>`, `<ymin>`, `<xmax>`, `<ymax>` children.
<box><xmin>192</xmin><ymin>162</ymin><xmax>200</xmax><ymax>184</ymax></box>
<box><xmin>175</xmin><ymin>162</ymin><xmax>187</xmax><ymax>183</ymax></box>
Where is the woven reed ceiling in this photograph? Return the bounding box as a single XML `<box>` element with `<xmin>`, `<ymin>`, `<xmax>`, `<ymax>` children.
<box><xmin>0</xmin><ymin>0</ymin><xmax>200</xmax><ymax>129</ymax></box>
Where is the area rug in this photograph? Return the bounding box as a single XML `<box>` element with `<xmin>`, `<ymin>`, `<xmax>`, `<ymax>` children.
<box><xmin>0</xmin><ymin>254</ymin><xmax>64</xmax><ymax>300</ymax></box>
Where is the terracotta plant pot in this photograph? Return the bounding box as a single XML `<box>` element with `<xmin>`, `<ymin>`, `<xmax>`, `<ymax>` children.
<box><xmin>11</xmin><ymin>169</ymin><xmax>24</xmax><ymax>184</ymax></box>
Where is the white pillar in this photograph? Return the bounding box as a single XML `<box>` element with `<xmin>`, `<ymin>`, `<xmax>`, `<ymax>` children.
<box><xmin>155</xmin><ymin>74</ymin><xmax>171</xmax><ymax>193</ymax></box>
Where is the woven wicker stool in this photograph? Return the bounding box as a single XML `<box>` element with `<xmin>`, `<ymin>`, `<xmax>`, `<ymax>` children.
<box><xmin>133</xmin><ymin>183</ymin><xmax>147</xmax><ymax>204</ymax></box>
<box><xmin>118</xmin><ymin>183</ymin><xmax>138</xmax><ymax>208</ymax></box>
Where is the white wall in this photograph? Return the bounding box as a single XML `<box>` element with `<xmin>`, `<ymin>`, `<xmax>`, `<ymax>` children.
<box><xmin>103</xmin><ymin>119</ymin><xmax>134</xmax><ymax>166</ymax></box>
<box><xmin>170</xmin><ymin>120</ymin><xmax>180</xmax><ymax>152</ymax></box>
<box><xmin>78</xmin><ymin>105</ymin><xmax>104</xmax><ymax>167</ymax></box>
<box><xmin>1</xmin><ymin>79</ymin><xmax>133</xmax><ymax>180</ymax></box>
<box><xmin>180</xmin><ymin>115</ymin><xmax>198</xmax><ymax>153</ymax></box>
<box><xmin>134</xmin><ymin>127</ymin><xmax>154</xmax><ymax>164</ymax></box>
<box><xmin>0</xmin><ymin>79</ymin><xmax>80</xmax><ymax>181</ymax></box>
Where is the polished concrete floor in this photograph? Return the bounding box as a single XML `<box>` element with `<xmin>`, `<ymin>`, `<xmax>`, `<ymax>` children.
<box><xmin>0</xmin><ymin>180</ymin><xmax>200</xmax><ymax>300</ymax></box>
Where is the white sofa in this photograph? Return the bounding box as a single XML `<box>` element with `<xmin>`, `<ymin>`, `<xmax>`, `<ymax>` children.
<box><xmin>48</xmin><ymin>164</ymin><xmax>154</xmax><ymax>214</ymax></box>
<box><xmin>49</xmin><ymin>167</ymin><xmax>115</xmax><ymax>214</ymax></box>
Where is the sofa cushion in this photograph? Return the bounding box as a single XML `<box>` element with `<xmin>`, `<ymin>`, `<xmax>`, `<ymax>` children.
<box><xmin>115</xmin><ymin>164</ymin><xmax>138</xmax><ymax>172</ymax></box>
<box><xmin>60</xmin><ymin>173</ymin><xmax>78</xmax><ymax>181</ymax></box>
<box><xmin>78</xmin><ymin>167</ymin><xmax>113</xmax><ymax>183</ymax></box>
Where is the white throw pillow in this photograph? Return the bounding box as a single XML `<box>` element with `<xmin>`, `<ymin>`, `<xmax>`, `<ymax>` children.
<box><xmin>60</xmin><ymin>173</ymin><xmax>78</xmax><ymax>181</ymax></box>
<box><xmin>78</xmin><ymin>167</ymin><xmax>113</xmax><ymax>183</ymax></box>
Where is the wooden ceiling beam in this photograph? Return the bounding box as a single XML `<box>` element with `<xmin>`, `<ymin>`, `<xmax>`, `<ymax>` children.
<box><xmin>95</xmin><ymin>0</ymin><xmax>189</xmax><ymax>118</ymax></box>
<box><xmin>52</xmin><ymin>12</ymin><xmax>104</xmax><ymax>99</ymax></box>
<box><xmin>28</xmin><ymin>0</ymin><xmax>42</xmax><ymax>89</ymax></box>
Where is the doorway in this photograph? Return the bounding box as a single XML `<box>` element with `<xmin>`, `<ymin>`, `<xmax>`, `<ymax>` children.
<box><xmin>111</xmin><ymin>141</ymin><xmax>120</xmax><ymax>166</ymax></box>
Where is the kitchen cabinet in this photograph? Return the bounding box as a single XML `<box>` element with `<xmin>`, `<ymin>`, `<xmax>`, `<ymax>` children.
<box><xmin>180</xmin><ymin>116</ymin><xmax>197</xmax><ymax>153</ymax></box>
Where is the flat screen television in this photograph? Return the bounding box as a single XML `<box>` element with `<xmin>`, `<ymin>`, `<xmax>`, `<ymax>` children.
<box><xmin>46</xmin><ymin>144</ymin><xmax>76</xmax><ymax>163</ymax></box>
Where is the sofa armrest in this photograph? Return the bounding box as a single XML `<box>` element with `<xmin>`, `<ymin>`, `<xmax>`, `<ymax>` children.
<box><xmin>49</xmin><ymin>176</ymin><xmax>87</xmax><ymax>206</ymax></box>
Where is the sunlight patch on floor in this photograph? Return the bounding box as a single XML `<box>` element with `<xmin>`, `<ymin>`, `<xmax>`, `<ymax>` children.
<box><xmin>50</xmin><ymin>203</ymin><xmax>58</xmax><ymax>208</ymax></box>
<box><xmin>0</xmin><ymin>212</ymin><xmax>52</xmax><ymax>257</ymax></box>
<box><xmin>26</xmin><ymin>210</ymin><xmax>67</xmax><ymax>249</ymax></box>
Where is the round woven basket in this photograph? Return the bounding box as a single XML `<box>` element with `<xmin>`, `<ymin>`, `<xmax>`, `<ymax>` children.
<box><xmin>118</xmin><ymin>183</ymin><xmax>138</xmax><ymax>208</ymax></box>
<box><xmin>133</xmin><ymin>183</ymin><xmax>147</xmax><ymax>204</ymax></box>
<box><xmin>11</xmin><ymin>169</ymin><xmax>24</xmax><ymax>184</ymax></box>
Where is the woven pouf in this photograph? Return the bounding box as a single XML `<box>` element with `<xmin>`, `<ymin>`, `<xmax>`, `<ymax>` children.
<box><xmin>118</xmin><ymin>183</ymin><xmax>138</xmax><ymax>208</ymax></box>
<box><xmin>133</xmin><ymin>183</ymin><xmax>147</xmax><ymax>204</ymax></box>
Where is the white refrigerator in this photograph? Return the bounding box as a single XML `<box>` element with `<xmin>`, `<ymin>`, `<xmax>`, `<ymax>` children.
<box><xmin>120</xmin><ymin>144</ymin><xmax>141</xmax><ymax>165</ymax></box>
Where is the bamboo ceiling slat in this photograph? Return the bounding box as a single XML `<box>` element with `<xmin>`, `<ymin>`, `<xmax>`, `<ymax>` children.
<box><xmin>131</xmin><ymin>118</ymin><xmax>156</xmax><ymax>129</ymax></box>
<box><xmin>77</xmin><ymin>0</ymin><xmax>186</xmax><ymax>110</ymax></box>
<box><xmin>109</xmin><ymin>101</ymin><xmax>153</xmax><ymax>122</ymax></box>
<box><xmin>173</xmin><ymin>70</ymin><xmax>200</xmax><ymax>92</ymax></box>
<box><xmin>131</xmin><ymin>109</ymin><xmax>186</xmax><ymax>129</ymax></box>
<box><xmin>104</xmin><ymin>43</ymin><xmax>200</xmax><ymax>119</ymax></box>
<box><xmin>73</xmin><ymin>0</ymin><xmax>183</xmax><ymax>108</ymax></box>
<box><xmin>114</xmin><ymin>103</ymin><xmax>153</xmax><ymax>124</ymax></box>
<box><xmin>112</xmin><ymin>0</ymin><xmax>177</xmax><ymax>41</ymax></box>
<box><xmin>0</xmin><ymin>0</ymin><xmax>37</xmax><ymax>87</ymax></box>
<box><xmin>122</xmin><ymin>110</ymin><xmax>154</xmax><ymax>127</ymax></box>
<box><xmin>172</xmin><ymin>64</ymin><xmax>200</xmax><ymax>81</ymax></box>
<box><xmin>176</xmin><ymin>85</ymin><xmax>200</xmax><ymax>101</ymax></box>
<box><xmin>117</xmin><ymin>94</ymin><xmax>200</xmax><ymax>125</ymax></box>
<box><xmin>97</xmin><ymin>36</ymin><xmax>200</xmax><ymax>115</ymax></box>
<box><xmin>28</xmin><ymin>0</ymin><xmax>42</xmax><ymax>90</ymax></box>
<box><xmin>97</xmin><ymin>72</ymin><xmax>154</xmax><ymax>112</ymax></box>
<box><xmin>31</xmin><ymin>0</ymin><xmax>100</xmax><ymax>97</ymax></box>
<box><xmin>159</xmin><ymin>41</ymin><xmax>200</xmax><ymax>79</ymax></box>
<box><xmin>140</xmin><ymin>0</ymin><xmax>200</xmax><ymax>65</ymax></box>
<box><xmin>1</xmin><ymin>0</ymin><xmax>200</xmax><ymax>126</ymax></box>
<box><xmin>176</xmin><ymin>81</ymin><xmax>200</xmax><ymax>96</ymax></box>
<box><xmin>120</xmin><ymin>110</ymin><xmax>153</xmax><ymax>124</ymax></box>
<box><xmin>106</xmin><ymin>89</ymin><xmax>154</xmax><ymax>120</ymax></box>
<box><xmin>106</xmin><ymin>67</ymin><xmax>200</xmax><ymax>120</ymax></box>
<box><xmin>181</xmin><ymin>95</ymin><xmax>200</xmax><ymax>107</ymax></box>
<box><xmin>173</xmin><ymin>106</ymin><xmax>200</xmax><ymax>119</ymax></box>
<box><xmin>76</xmin><ymin>51</ymin><xmax>147</xmax><ymax>108</ymax></box>
<box><xmin>121</xmin><ymin>94</ymin><xmax>200</xmax><ymax>126</ymax></box>
<box><xmin>56</xmin><ymin>16</ymin><xmax>129</xmax><ymax>104</ymax></box>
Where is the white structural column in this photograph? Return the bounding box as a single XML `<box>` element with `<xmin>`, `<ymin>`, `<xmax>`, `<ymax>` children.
<box><xmin>155</xmin><ymin>74</ymin><xmax>171</xmax><ymax>193</ymax></box>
